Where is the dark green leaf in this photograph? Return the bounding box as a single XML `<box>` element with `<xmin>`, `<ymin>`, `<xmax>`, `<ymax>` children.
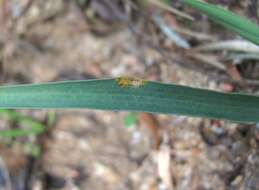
<box><xmin>183</xmin><ymin>0</ymin><xmax>259</xmax><ymax>45</ymax></box>
<box><xmin>0</xmin><ymin>79</ymin><xmax>258</xmax><ymax>123</ymax></box>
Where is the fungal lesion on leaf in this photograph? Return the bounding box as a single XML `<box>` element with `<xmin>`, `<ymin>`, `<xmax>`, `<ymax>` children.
<box><xmin>116</xmin><ymin>77</ymin><xmax>147</xmax><ymax>88</ymax></box>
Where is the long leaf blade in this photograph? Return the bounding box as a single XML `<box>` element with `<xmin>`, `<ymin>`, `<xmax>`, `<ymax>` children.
<box><xmin>183</xmin><ymin>0</ymin><xmax>259</xmax><ymax>45</ymax></box>
<box><xmin>0</xmin><ymin>79</ymin><xmax>258</xmax><ymax>123</ymax></box>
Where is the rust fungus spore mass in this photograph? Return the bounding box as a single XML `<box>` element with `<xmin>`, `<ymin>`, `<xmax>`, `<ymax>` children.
<box><xmin>116</xmin><ymin>77</ymin><xmax>146</xmax><ymax>88</ymax></box>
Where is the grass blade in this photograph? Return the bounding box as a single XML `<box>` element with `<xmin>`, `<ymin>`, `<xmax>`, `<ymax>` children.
<box><xmin>0</xmin><ymin>78</ymin><xmax>258</xmax><ymax>123</ymax></box>
<box><xmin>183</xmin><ymin>0</ymin><xmax>259</xmax><ymax>45</ymax></box>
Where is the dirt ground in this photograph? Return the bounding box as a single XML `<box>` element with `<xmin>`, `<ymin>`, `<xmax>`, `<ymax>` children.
<box><xmin>0</xmin><ymin>0</ymin><xmax>259</xmax><ymax>190</ymax></box>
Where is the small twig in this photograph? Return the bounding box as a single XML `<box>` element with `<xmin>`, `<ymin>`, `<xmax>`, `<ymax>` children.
<box><xmin>149</xmin><ymin>0</ymin><xmax>194</xmax><ymax>21</ymax></box>
<box><xmin>173</xmin><ymin>25</ymin><xmax>217</xmax><ymax>41</ymax></box>
<box><xmin>187</xmin><ymin>52</ymin><xmax>226</xmax><ymax>71</ymax></box>
<box><xmin>244</xmin><ymin>79</ymin><xmax>259</xmax><ymax>85</ymax></box>
<box><xmin>8</xmin><ymin>0</ymin><xmax>34</xmax><ymax>31</ymax></box>
<box><xmin>157</xmin><ymin>145</ymin><xmax>174</xmax><ymax>190</ymax></box>
<box><xmin>226</xmin><ymin>53</ymin><xmax>259</xmax><ymax>62</ymax></box>
<box><xmin>17</xmin><ymin>0</ymin><xmax>34</xmax><ymax>19</ymax></box>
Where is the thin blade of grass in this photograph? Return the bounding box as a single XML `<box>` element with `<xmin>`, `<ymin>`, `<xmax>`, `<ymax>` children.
<box><xmin>183</xmin><ymin>0</ymin><xmax>259</xmax><ymax>45</ymax></box>
<box><xmin>0</xmin><ymin>79</ymin><xmax>258</xmax><ymax>123</ymax></box>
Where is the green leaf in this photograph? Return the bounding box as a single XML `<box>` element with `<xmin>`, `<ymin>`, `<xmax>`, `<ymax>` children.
<box><xmin>124</xmin><ymin>113</ymin><xmax>137</xmax><ymax>128</ymax></box>
<box><xmin>183</xmin><ymin>0</ymin><xmax>259</xmax><ymax>45</ymax></box>
<box><xmin>0</xmin><ymin>79</ymin><xmax>258</xmax><ymax>123</ymax></box>
<box><xmin>47</xmin><ymin>110</ymin><xmax>56</xmax><ymax>126</ymax></box>
<box><xmin>0</xmin><ymin>109</ymin><xmax>45</xmax><ymax>137</ymax></box>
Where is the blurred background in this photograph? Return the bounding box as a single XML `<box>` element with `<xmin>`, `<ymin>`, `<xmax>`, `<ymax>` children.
<box><xmin>0</xmin><ymin>0</ymin><xmax>259</xmax><ymax>189</ymax></box>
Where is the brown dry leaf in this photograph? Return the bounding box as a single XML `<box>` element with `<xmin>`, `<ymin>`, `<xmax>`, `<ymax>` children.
<box><xmin>138</xmin><ymin>113</ymin><xmax>161</xmax><ymax>149</ymax></box>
